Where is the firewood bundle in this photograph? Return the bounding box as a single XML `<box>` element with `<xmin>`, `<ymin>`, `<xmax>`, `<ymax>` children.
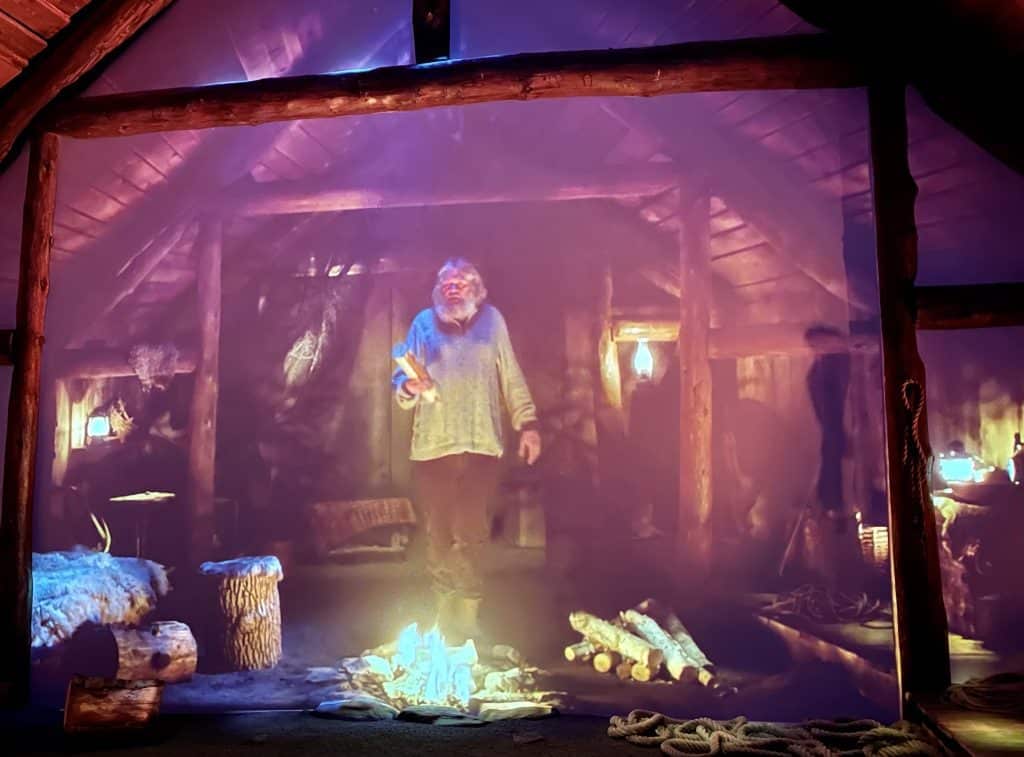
<box><xmin>565</xmin><ymin>598</ymin><xmax>723</xmax><ymax>690</ymax></box>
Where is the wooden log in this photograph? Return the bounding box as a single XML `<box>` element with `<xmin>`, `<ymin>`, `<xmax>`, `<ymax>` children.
<box><xmin>868</xmin><ymin>82</ymin><xmax>950</xmax><ymax>703</ymax></box>
<box><xmin>63</xmin><ymin>676</ymin><xmax>163</xmax><ymax>733</ymax></box>
<box><xmin>58</xmin><ymin>346</ymin><xmax>198</xmax><ymax>379</ymax></box>
<box><xmin>678</xmin><ymin>191</ymin><xmax>713</xmax><ymax>574</ymax></box>
<box><xmin>229</xmin><ymin>167</ymin><xmax>679</xmax><ymax>217</ymax></box>
<box><xmin>620</xmin><ymin>609</ymin><xmax>695</xmax><ymax>682</ymax></box>
<box><xmin>46</xmin><ymin>34</ymin><xmax>865</xmax><ymax>138</ymax></box>
<box><xmin>0</xmin><ymin>0</ymin><xmax>173</xmax><ymax>163</ymax></box>
<box><xmin>200</xmin><ymin>556</ymin><xmax>283</xmax><ymax>671</ymax></box>
<box><xmin>564</xmin><ymin>640</ymin><xmax>597</xmax><ymax>662</ymax></box>
<box><xmin>112</xmin><ymin>622</ymin><xmax>197</xmax><ymax>683</ymax></box>
<box><xmin>568</xmin><ymin>611</ymin><xmax>663</xmax><ymax>672</ymax></box>
<box><xmin>915</xmin><ymin>283</ymin><xmax>1024</xmax><ymax>330</ymax></box>
<box><xmin>412</xmin><ymin>0</ymin><xmax>450</xmax><ymax>63</ymax></box>
<box><xmin>0</xmin><ymin>131</ymin><xmax>58</xmax><ymax>706</ymax></box>
<box><xmin>186</xmin><ymin>218</ymin><xmax>222</xmax><ymax>566</ymax></box>
<box><xmin>615</xmin><ymin>660</ymin><xmax>635</xmax><ymax>681</ymax></box>
<box><xmin>592</xmin><ymin>651</ymin><xmax>621</xmax><ymax>674</ymax></box>
<box><xmin>630</xmin><ymin>664</ymin><xmax>654</xmax><ymax>683</ymax></box>
<box><xmin>635</xmin><ymin>599</ymin><xmax>714</xmax><ymax>671</ymax></box>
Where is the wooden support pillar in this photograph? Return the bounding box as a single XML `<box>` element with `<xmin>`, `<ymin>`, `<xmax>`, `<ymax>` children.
<box><xmin>0</xmin><ymin>131</ymin><xmax>59</xmax><ymax>706</ymax></box>
<box><xmin>868</xmin><ymin>83</ymin><xmax>950</xmax><ymax>706</ymax></box>
<box><xmin>186</xmin><ymin>218</ymin><xmax>223</xmax><ymax>566</ymax></box>
<box><xmin>412</xmin><ymin>0</ymin><xmax>450</xmax><ymax>63</ymax></box>
<box><xmin>678</xmin><ymin>192</ymin><xmax>713</xmax><ymax>575</ymax></box>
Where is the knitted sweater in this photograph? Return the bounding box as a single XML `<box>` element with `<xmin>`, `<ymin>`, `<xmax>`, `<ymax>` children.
<box><xmin>392</xmin><ymin>304</ymin><xmax>538</xmax><ymax>461</ymax></box>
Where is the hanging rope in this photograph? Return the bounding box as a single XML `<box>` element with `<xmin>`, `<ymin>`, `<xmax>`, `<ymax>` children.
<box><xmin>608</xmin><ymin>710</ymin><xmax>943</xmax><ymax>756</ymax></box>
<box><xmin>900</xmin><ymin>380</ymin><xmax>932</xmax><ymax>513</ymax></box>
<box><xmin>946</xmin><ymin>672</ymin><xmax>1024</xmax><ymax>717</ymax></box>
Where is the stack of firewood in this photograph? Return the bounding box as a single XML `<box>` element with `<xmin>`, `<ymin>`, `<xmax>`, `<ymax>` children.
<box><xmin>565</xmin><ymin>598</ymin><xmax>724</xmax><ymax>690</ymax></box>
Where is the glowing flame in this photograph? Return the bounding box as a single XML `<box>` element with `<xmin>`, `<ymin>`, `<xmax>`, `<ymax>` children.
<box><xmin>633</xmin><ymin>339</ymin><xmax>653</xmax><ymax>379</ymax></box>
<box><xmin>382</xmin><ymin>623</ymin><xmax>478</xmax><ymax>707</ymax></box>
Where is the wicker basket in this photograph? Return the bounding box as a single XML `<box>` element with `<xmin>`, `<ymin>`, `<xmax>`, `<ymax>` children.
<box><xmin>859</xmin><ymin>526</ymin><xmax>890</xmax><ymax>572</ymax></box>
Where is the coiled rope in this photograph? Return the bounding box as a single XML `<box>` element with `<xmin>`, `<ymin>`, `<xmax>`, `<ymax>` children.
<box><xmin>946</xmin><ymin>672</ymin><xmax>1024</xmax><ymax>717</ymax></box>
<box><xmin>608</xmin><ymin>710</ymin><xmax>942</xmax><ymax>756</ymax></box>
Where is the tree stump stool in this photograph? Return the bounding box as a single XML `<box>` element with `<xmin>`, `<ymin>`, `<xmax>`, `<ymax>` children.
<box><xmin>199</xmin><ymin>556</ymin><xmax>283</xmax><ymax>671</ymax></box>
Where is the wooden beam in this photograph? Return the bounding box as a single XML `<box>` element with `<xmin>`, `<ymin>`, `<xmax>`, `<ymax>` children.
<box><xmin>0</xmin><ymin>131</ymin><xmax>58</xmax><ymax>706</ymax></box>
<box><xmin>186</xmin><ymin>218</ymin><xmax>222</xmax><ymax>566</ymax></box>
<box><xmin>229</xmin><ymin>166</ymin><xmax>681</xmax><ymax>216</ymax></box>
<box><xmin>613</xmin><ymin>320</ymin><xmax>880</xmax><ymax>355</ymax></box>
<box><xmin>0</xmin><ymin>0</ymin><xmax>174</xmax><ymax>164</ymax></box>
<box><xmin>65</xmin><ymin>221</ymin><xmax>188</xmax><ymax>348</ymax></box>
<box><xmin>915</xmin><ymin>283</ymin><xmax>1024</xmax><ymax>330</ymax></box>
<box><xmin>678</xmin><ymin>192</ymin><xmax>713</xmax><ymax>575</ymax></box>
<box><xmin>58</xmin><ymin>346</ymin><xmax>197</xmax><ymax>378</ymax></box>
<box><xmin>45</xmin><ymin>34</ymin><xmax>865</xmax><ymax>138</ymax></box>
<box><xmin>868</xmin><ymin>82</ymin><xmax>950</xmax><ymax>706</ymax></box>
<box><xmin>412</xmin><ymin>0</ymin><xmax>449</xmax><ymax>63</ymax></box>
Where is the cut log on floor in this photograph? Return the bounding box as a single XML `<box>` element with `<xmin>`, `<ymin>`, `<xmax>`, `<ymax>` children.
<box><xmin>615</xmin><ymin>660</ymin><xmax>635</xmax><ymax>680</ymax></box>
<box><xmin>569</xmin><ymin>611</ymin><xmax>663</xmax><ymax>672</ymax></box>
<box><xmin>200</xmin><ymin>556</ymin><xmax>283</xmax><ymax>671</ymax></box>
<box><xmin>112</xmin><ymin>622</ymin><xmax>197</xmax><ymax>682</ymax></box>
<box><xmin>63</xmin><ymin>676</ymin><xmax>163</xmax><ymax>733</ymax></box>
<box><xmin>593</xmin><ymin>651</ymin><xmax>621</xmax><ymax>674</ymax></box>
<box><xmin>630</xmin><ymin>664</ymin><xmax>654</xmax><ymax>683</ymax></box>
<box><xmin>564</xmin><ymin>640</ymin><xmax>597</xmax><ymax>662</ymax></box>
<box><xmin>621</xmin><ymin>609</ymin><xmax>697</xmax><ymax>683</ymax></box>
<box><xmin>636</xmin><ymin>598</ymin><xmax>714</xmax><ymax>669</ymax></box>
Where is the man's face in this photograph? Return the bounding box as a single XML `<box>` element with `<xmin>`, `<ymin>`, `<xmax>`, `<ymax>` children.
<box><xmin>440</xmin><ymin>274</ymin><xmax>471</xmax><ymax>305</ymax></box>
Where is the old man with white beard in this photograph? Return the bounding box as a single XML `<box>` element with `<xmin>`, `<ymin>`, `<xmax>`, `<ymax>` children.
<box><xmin>393</xmin><ymin>258</ymin><xmax>541</xmax><ymax>642</ymax></box>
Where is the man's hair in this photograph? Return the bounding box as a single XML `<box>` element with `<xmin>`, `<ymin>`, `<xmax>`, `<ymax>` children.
<box><xmin>432</xmin><ymin>258</ymin><xmax>488</xmax><ymax>322</ymax></box>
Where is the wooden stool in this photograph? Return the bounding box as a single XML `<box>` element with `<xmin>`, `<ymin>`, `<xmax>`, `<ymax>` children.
<box><xmin>199</xmin><ymin>556</ymin><xmax>283</xmax><ymax>671</ymax></box>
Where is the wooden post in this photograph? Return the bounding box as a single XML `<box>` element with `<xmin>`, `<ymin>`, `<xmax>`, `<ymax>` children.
<box><xmin>678</xmin><ymin>192</ymin><xmax>713</xmax><ymax>575</ymax></box>
<box><xmin>0</xmin><ymin>131</ymin><xmax>59</xmax><ymax>706</ymax></box>
<box><xmin>413</xmin><ymin>0</ymin><xmax>450</xmax><ymax>63</ymax></box>
<box><xmin>186</xmin><ymin>218</ymin><xmax>223</xmax><ymax>566</ymax></box>
<box><xmin>868</xmin><ymin>83</ymin><xmax>950</xmax><ymax>705</ymax></box>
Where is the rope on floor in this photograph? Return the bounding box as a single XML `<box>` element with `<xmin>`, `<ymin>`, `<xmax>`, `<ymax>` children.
<box><xmin>763</xmin><ymin>585</ymin><xmax>883</xmax><ymax>625</ymax></box>
<box><xmin>946</xmin><ymin>672</ymin><xmax>1024</xmax><ymax>717</ymax></box>
<box><xmin>607</xmin><ymin>710</ymin><xmax>943</xmax><ymax>756</ymax></box>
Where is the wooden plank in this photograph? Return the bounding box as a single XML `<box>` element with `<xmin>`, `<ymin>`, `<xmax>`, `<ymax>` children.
<box><xmin>0</xmin><ymin>53</ymin><xmax>20</xmax><ymax>85</ymax></box>
<box><xmin>678</xmin><ymin>192</ymin><xmax>713</xmax><ymax>574</ymax></box>
<box><xmin>58</xmin><ymin>346</ymin><xmax>196</xmax><ymax>378</ymax></box>
<box><xmin>45</xmin><ymin>33</ymin><xmax>866</xmax><ymax>138</ymax></box>
<box><xmin>915</xmin><ymin>283</ymin><xmax>1024</xmax><ymax>330</ymax></box>
<box><xmin>49</xmin><ymin>0</ymin><xmax>90</xmax><ymax>13</ymax></box>
<box><xmin>0</xmin><ymin>0</ymin><xmax>70</xmax><ymax>38</ymax></box>
<box><xmin>0</xmin><ymin>131</ymin><xmax>59</xmax><ymax>707</ymax></box>
<box><xmin>868</xmin><ymin>82</ymin><xmax>950</xmax><ymax>707</ymax></box>
<box><xmin>229</xmin><ymin>166</ymin><xmax>680</xmax><ymax>216</ymax></box>
<box><xmin>412</xmin><ymin>0</ymin><xmax>449</xmax><ymax>63</ymax></box>
<box><xmin>186</xmin><ymin>218</ymin><xmax>221</xmax><ymax>566</ymax></box>
<box><xmin>912</xmin><ymin>695</ymin><xmax>1024</xmax><ymax>757</ymax></box>
<box><xmin>0</xmin><ymin>10</ymin><xmax>46</xmax><ymax>61</ymax></box>
<box><xmin>0</xmin><ymin>0</ymin><xmax>174</xmax><ymax>163</ymax></box>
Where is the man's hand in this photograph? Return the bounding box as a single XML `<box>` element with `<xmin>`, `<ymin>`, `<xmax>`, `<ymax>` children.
<box><xmin>518</xmin><ymin>429</ymin><xmax>542</xmax><ymax>465</ymax></box>
<box><xmin>403</xmin><ymin>378</ymin><xmax>434</xmax><ymax>396</ymax></box>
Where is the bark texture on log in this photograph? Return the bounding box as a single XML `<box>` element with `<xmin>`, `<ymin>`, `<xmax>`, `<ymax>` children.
<box><xmin>636</xmin><ymin>598</ymin><xmax>714</xmax><ymax>671</ymax></box>
<box><xmin>621</xmin><ymin>609</ymin><xmax>695</xmax><ymax>682</ymax></box>
<box><xmin>868</xmin><ymin>82</ymin><xmax>950</xmax><ymax>702</ymax></box>
<box><xmin>113</xmin><ymin>622</ymin><xmax>197</xmax><ymax>683</ymax></box>
<box><xmin>201</xmin><ymin>557</ymin><xmax>283</xmax><ymax>671</ymax></box>
<box><xmin>564</xmin><ymin>640</ymin><xmax>596</xmax><ymax>662</ymax></box>
<box><xmin>63</xmin><ymin>676</ymin><xmax>163</xmax><ymax>733</ymax></box>
<box><xmin>46</xmin><ymin>34</ymin><xmax>864</xmax><ymax>138</ymax></box>
<box><xmin>0</xmin><ymin>0</ymin><xmax>174</xmax><ymax>163</ymax></box>
<box><xmin>0</xmin><ymin>131</ymin><xmax>58</xmax><ymax>706</ymax></box>
<box><xmin>569</xmin><ymin>611</ymin><xmax>663</xmax><ymax>672</ymax></box>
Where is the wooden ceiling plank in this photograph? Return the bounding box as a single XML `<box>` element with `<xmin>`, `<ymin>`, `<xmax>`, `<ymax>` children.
<box><xmin>0</xmin><ymin>0</ymin><xmax>69</xmax><ymax>39</ymax></box>
<box><xmin>0</xmin><ymin>0</ymin><xmax>174</xmax><ymax>164</ymax></box>
<box><xmin>0</xmin><ymin>9</ymin><xmax>46</xmax><ymax>60</ymax></box>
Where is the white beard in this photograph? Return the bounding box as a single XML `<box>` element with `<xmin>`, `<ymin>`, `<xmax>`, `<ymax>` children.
<box><xmin>433</xmin><ymin>291</ymin><xmax>480</xmax><ymax>324</ymax></box>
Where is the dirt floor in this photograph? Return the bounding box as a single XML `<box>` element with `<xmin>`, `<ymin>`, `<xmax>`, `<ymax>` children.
<box><xmin>30</xmin><ymin>532</ymin><xmax>899</xmax><ymax>723</ymax></box>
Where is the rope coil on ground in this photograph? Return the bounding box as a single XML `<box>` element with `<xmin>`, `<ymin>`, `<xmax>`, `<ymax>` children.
<box><xmin>608</xmin><ymin>710</ymin><xmax>943</xmax><ymax>756</ymax></box>
<box><xmin>946</xmin><ymin>672</ymin><xmax>1024</xmax><ymax>717</ymax></box>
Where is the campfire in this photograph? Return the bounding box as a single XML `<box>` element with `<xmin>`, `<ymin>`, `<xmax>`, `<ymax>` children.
<box><xmin>311</xmin><ymin>623</ymin><xmax>565</xmax><ymax>721</ymax></box>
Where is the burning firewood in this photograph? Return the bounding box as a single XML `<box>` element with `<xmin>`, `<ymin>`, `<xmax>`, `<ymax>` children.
<box><xmin>569</xmin><ymin>611</ymin><xmax>664</xmax><ymax>674</ymax></box>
